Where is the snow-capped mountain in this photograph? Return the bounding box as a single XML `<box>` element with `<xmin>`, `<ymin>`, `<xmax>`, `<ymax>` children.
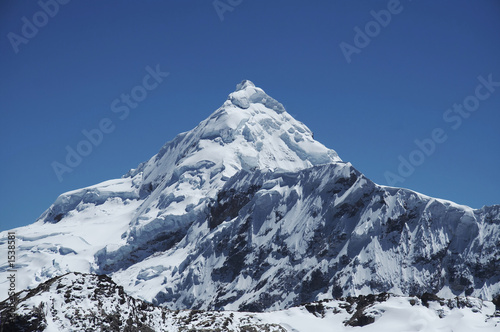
<box><xmin>1</xmin><ymin>272</ymin><xmax>498</xmax><ymax>331</ymax></box>
<box><xmin>1</xmin><ymin>80</ymin><xmax>499</xmax><ymax>316</ymax></box>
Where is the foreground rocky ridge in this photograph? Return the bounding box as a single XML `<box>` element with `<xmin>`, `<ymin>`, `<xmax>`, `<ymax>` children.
<box><xmin>1</xmin><ymin>272</ymin><xmax>498</xmax><ymax>331</ymax></box>
<box><xmin>0</xmin><ymin>273</ymin><xmax>285</xmax><ymax>332</ymax></box>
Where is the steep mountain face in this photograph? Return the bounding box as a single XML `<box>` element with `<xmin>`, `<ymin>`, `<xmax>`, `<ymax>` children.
<box><xmin>1</xmin><ymin>80</ymin><xmax>499</xmax><ymax>314</ymax></box>
<box><xmin>1</xmin><ymin>273</ymin><xmax>498</xmax><ymax>332</ymax></box>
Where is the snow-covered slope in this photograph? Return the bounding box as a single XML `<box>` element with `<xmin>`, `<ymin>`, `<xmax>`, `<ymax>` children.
<box><xmin>1</xmin><ymin>273</ymin><xmax>498</xmax><ymax>331</ymax></box>
<box><xmin>1</xmin><ymin>80</ymin><xmax>499</xmax><ymax>315</ymax></box>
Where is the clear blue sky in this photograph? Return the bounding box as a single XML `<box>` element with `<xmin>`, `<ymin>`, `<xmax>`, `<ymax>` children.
<box><xmin>1</xmin><ymin>0</ymin><xmax>499</xmax><ymax>231</ymax></box>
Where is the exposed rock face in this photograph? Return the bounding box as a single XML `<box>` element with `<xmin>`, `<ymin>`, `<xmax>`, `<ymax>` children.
<box><xmin>115</xmin><ymin>162</ymin><xmax>500</xmax><ymax>312</ymax></box>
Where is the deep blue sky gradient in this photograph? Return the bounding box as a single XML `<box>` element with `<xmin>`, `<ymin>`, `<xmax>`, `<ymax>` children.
<box><xmin>1</xmin><ymin>0</ymin><xmax>500</xmax><ymax>231</ymax></box>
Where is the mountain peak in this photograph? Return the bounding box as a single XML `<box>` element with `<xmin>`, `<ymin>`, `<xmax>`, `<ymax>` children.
<box><xmin>235</xmin><ymin>79</ymin><xmax>255</xmax><ymax>91</ymax></box>
<box><xmin>100</xmin><ymin>81</ymin><xmax>341</xmax><ymax>249</ymax></box>
<box><xmin>136</xmin><ymin>80</ymin><xmax>341</xmax><ymax>185</ymax></box>
<box><xmin>2</xmin><ymin>81</ymin><xmax>500</xmax><ymax>317</ymax></box>
<box><xmin>227</xmin><ymin>80</ymin><xmax>285</xmax><ymax>114</ymax></box>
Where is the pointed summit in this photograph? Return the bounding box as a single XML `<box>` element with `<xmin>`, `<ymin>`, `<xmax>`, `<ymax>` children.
<box><xmin>227</xmin><ymin>80</ymin><xmax>285</xmax><ymax>113</ymax></box>
<box><xmin>132</xmin><ymin>80</ymin><xmax>341</xmax><ymax>186</ymax></box>
<box><xmin>235</xmin><ymin>79</ymin><xmax>255</xmax><ymax>91</ymax></box>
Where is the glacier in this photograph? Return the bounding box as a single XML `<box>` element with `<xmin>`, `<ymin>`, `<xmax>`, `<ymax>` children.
<box><xmin>1</xmin><ymin>80</ymin><xmax>499</xmax><ymax>315</ymax></box>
